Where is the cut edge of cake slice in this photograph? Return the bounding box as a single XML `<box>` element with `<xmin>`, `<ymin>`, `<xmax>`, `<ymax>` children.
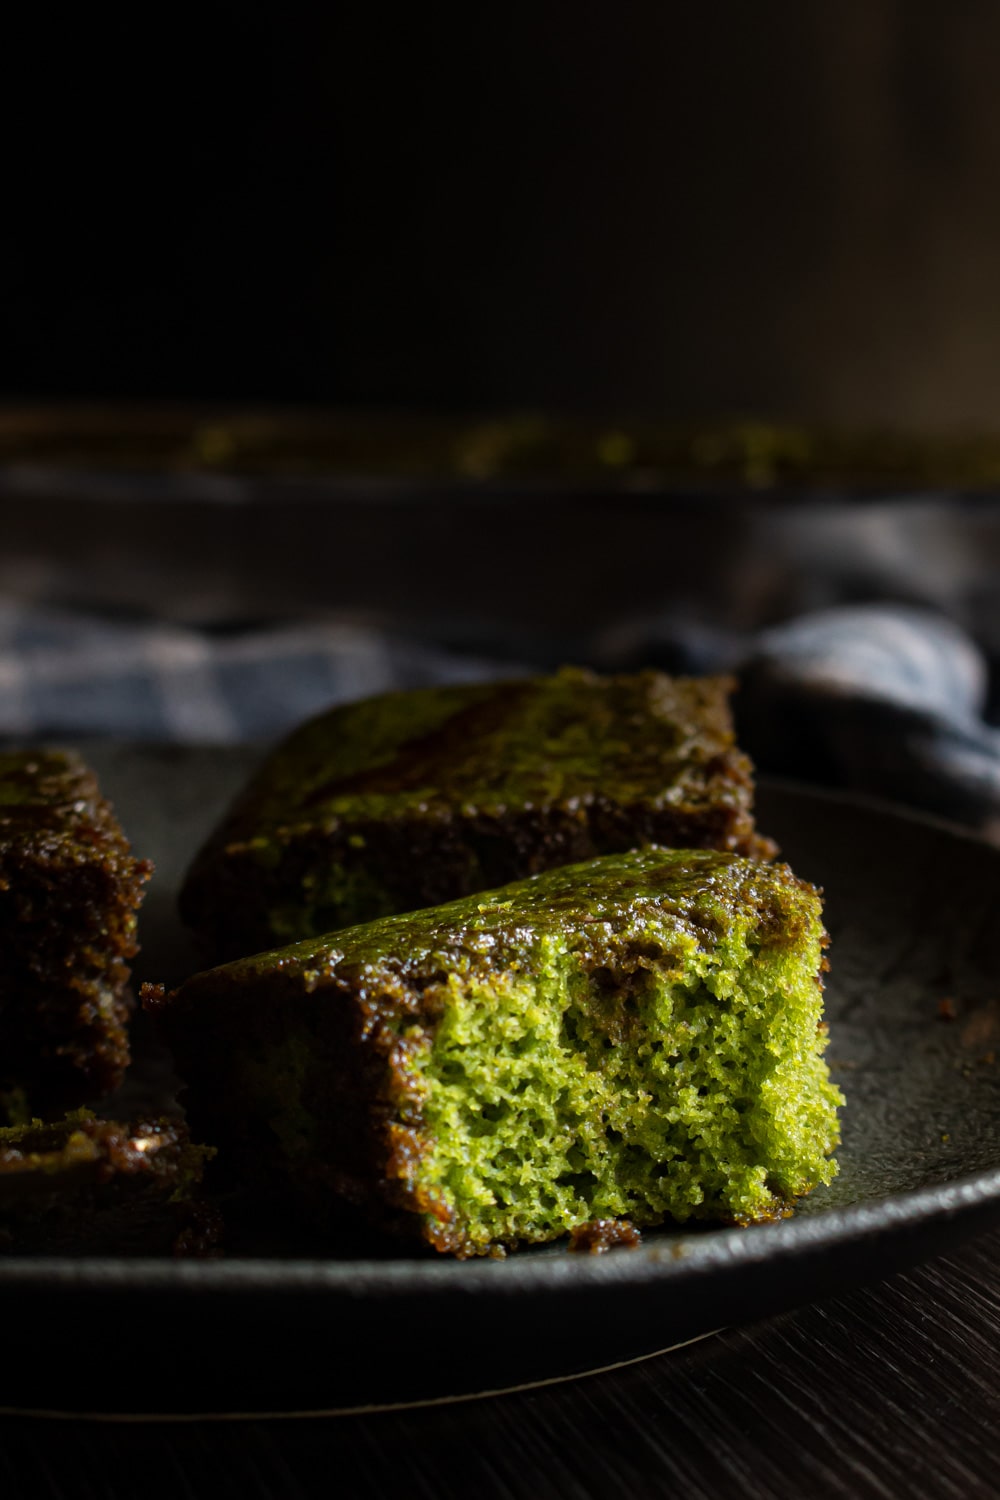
<box><xmin>151</xmin><ymin>847</ymin><xmax>841</xmax><ymax>1258</ymax></box>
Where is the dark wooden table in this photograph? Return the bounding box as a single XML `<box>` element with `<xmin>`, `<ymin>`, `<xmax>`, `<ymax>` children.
<box><xmin>1</xmin><ymin>1226</ymin><xmax>996</xmax><ymax>1498</ymax></box>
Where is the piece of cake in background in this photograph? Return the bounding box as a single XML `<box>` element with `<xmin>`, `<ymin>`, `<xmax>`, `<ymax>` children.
<box><xmin>151</xmin><ymin>847</ymin><xmax>841</xmax><ymax>1258</ymax></box>
<box><xmin>179</xmin><ymin>667</ymin><xmax>775</xmax><ymax>962</ymax></box>
<box><xmin>0</xmin><ymin>750</ymin><xmax>152</xmax><ymax>1117</ymax></box>
<box><xmin>0</xmin><ymin>1112</ymin><xmax>219</xmax><ymax>1256</ymax></box>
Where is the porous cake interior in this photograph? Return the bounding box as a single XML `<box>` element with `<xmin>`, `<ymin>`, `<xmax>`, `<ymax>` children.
<box><xmin>168</xmin><ymin>850</ymin><xmax>842</xmax><ymax>1256</ymax></box>
<box><xmin>215</xmin><ymin>874</ymin><xmax>841</xmax><ymax>1255</ymax></box>
<box><xmin>407</xmin><ymin>918</ymin><xmax>840</xmax><ymax>1252</ymax></box>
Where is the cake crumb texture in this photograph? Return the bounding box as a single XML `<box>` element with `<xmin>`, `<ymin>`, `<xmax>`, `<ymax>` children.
<box><xmin>157</xmin><ymin>847</ymin><xmax>841</xmax><ymax>1257</ymax></box>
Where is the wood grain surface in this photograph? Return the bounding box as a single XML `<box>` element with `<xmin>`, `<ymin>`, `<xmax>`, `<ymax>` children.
<box><xmin>0</xmin><ymin>1226</ymin><xmax>996</xmax><ymax>1499</ymax></box>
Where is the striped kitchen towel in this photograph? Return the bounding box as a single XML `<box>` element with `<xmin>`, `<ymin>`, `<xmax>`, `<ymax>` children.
<box><xmin>0</xmin><ymin>597</ymin><xmax>997</xmax><ymax>833</ymax></box>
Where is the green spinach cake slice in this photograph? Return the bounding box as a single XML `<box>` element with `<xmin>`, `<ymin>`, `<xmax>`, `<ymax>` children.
<box><xmin>0</xmin><ymin>750</ymin><xmax>152</xmax><ymax>1115</ymax></box>
<box><xmin>152</xmin><ymin>848</ymin><xmax>841</xmax><ymax>1257</ymax></box>
<box><xmin>179</xmin><ymin>667</ymin><xmax>775</xmax><ymax>961</ymax></box>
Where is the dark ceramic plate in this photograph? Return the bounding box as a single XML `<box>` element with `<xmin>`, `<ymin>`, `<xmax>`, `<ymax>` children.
<box><xmin>6</xmin><ymin>747</ymin><xmax>1000</xmax><ymax>1418</ymax></box>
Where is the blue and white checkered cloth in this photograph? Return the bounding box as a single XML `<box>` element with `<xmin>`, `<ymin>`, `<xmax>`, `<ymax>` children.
<box><xmin>0</xmin><ymin>603</ymin><xmax>520</xmax><ymax>744</ymax></box>
<box><xmin>1</xmin><ymin>597</ymin><xmax>999</xmax><ymax>836</ymax></box>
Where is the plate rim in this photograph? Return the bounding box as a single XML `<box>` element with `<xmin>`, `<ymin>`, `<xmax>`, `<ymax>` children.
<box><xmin>0</xmin><ymin>1162</ymin><xmax>998</xmax><ymax>1297</ymax></box>
<box><xmin>1</xmin><ymin>774</ymin><xmax>998</xmax><ymax>1299</ymax></box>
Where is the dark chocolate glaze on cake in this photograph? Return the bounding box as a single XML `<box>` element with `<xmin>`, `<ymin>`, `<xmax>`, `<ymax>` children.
<box><xmin>180</xmin><ymin>668</ymin><xmax>775</xmax><ymax>962</ymax></box>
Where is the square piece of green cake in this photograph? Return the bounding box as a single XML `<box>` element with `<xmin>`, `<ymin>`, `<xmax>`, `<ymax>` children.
<box><xmin>151</xmin><ymin>848</ymin><xmax>840</xmax><ymax>1257</ymax></box>
<box><xmin>0</xmin><ymin>750</ymin><xmax>151</xmax><ymax>1115</ymax></box>
<box><xmin>179</xmin><ymin>668</ymin><xmax>774</xmax><ymax>961</ymax></box>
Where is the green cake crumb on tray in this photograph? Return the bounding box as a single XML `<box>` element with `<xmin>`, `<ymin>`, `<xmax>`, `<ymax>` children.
<box><xmin>178</xmin><ymin>667</ymin><xmax>775</xmax><ymax>962</ymax></box>
<box><xmin>150</xmin><ymin>848</ymin><xmax>841</xmax><ymax>1258</ymax></box>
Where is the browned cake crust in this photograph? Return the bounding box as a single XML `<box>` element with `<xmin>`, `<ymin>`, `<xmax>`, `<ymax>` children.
<box><xmin>149</xmin><ymin>849</ymin><xmax>837</xmax><ymax>1258</ymax></box>
<box><xmin>0</xmin><ymin>750</ymin><xmax>152</xmax><ymax>1115</ymax></box>
<box><xmin>180</xmin><ymin>668</ymin><xmax>775</xmax><ymax>962</ymax></box>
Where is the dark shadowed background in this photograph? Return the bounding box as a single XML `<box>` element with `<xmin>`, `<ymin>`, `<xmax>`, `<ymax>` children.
<box><xmin>5</xmin><ymin>3</ymin><xmax>1000</xmax><ymax>428</ymax></box>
